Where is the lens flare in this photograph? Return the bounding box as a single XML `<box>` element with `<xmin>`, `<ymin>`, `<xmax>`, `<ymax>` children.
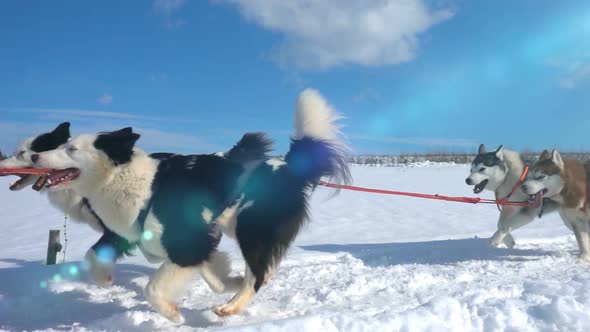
<box><xmin>142</xmin><ymin>230</ymin><xmax>154</xmax><ymax>241</ymax></box>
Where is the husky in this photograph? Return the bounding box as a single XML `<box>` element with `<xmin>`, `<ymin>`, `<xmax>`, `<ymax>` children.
<box><xmin>521</xmin><ymin>149</ymin><xmax>590</xmax><ymax>261</ymax></box>
<box><xmin>465</xmin><ymin>144</ymin><xmax>557</xmax><ymax>248</ymax></box>
<box><xmin>31</xmin><ymin>88</ymin><xmax>350</xmax><ymax>321</ymax></box>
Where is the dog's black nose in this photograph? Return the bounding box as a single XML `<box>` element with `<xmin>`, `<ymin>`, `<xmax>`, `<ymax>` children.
<box><xmin>465</xmin><ymin>178</ymin><xmax>473</xmax><ymax>185</ymax></box>
<box><xmin>31</xmin><ymin>154</ymin><xmax>39</xmax><ymax>163</ymax></box>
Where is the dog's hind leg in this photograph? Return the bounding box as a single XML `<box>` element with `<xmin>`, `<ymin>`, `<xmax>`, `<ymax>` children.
<box><xmin>198</xmin><ymin>250</ymin><xmax>243</xmax><ymax>293</ymax></box>
<box><xmin>572</xmin><ymin>220</ymin><xmax>590</xmax><ymax>263</ymax></box>
<box><xmin>145</xmin><ymin>261</ymin><xmax>196</xmax><ymax>323</ymax></box>
<box><xmin>213</xmin><ymin>265</ymin><xmax>256</xmax><ymax>317</ymax></box>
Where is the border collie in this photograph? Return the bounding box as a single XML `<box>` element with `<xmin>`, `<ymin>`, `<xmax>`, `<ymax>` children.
<box><xmin>0</xmin><ymin>122</ymin><xmax>141</xmax><ymax>285</ymax></box>
<box><xmin>31</xmin><ymin>89</ymin><xmax>351</xmax><ymax>322</ymax></box>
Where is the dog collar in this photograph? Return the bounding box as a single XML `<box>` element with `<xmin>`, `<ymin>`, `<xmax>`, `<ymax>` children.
<box><xmin>495</xmin><ymin>166</ymin><xmax>529</xmax><ymax>211</ymax></box>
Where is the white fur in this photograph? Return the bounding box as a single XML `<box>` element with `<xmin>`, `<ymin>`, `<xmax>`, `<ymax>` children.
<box><xmin>552</xmin><ymin>150</ymin><xmax>565</xmax><ymax>170</ymax></box>
<box><xmin>1</xmin><ymin>135</ymin><xmax>105</xmax><ymax>232</ymax></box>
<box><xmin>141</xmin><ymin>211</ymin><xmax>168</xmax><ymax>259</ymax></box>
<box><xmin>201</xmin><ymin>207</ymin><xmax>214</xmax><ymax>224</ymax></box>
<box><xmin>294</xmin><ymin>88</ymin><xmax>344</xmax><ymax>144</ymax></box>
<box><xmin>145</xmin><ymin>261</ymin><xmax>196</xmax><ymax>323</ymax></box>
<box><xmin>266</xmin><ymin>158</ymin><xmax>286</xmax><ymax>172</ymax></box>
<box><xmin>35</xmin><ymin>135</ymin><xmax>159</xmax><ymax>241</ymax></box>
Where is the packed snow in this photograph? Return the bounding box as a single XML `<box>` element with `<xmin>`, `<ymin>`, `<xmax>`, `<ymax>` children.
<box><xmin>1</xmin><ymin>165</ymin><xmax>589</xmax><ymax>331</ymax></box>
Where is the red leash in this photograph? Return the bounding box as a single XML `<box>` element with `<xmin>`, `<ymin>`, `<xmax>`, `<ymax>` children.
<box><xmin>0</xmin><ymin>168</ymin><xmax>53</xmax><ymax>176</ymax></box>
<box><xmin>495</xmin><ymin>166</ymin><xmax>529</xmax><ymax>211</ymax></box>
<box><xmin>318</xmin><ymin>181</ymin><xmax>530</xmax><ymax>207</ymax></box>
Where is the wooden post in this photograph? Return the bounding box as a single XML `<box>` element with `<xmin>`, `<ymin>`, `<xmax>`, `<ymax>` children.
<box><xmin>46</xmin><ymin>230</ymin><xmax>62</xmax><ymax>265</ymax></box>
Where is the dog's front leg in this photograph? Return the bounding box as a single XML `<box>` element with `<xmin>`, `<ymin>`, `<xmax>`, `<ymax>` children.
<box><xmin>490</xmin><ymin>207</ymin><xmax>536</xmax><ymax>248</ymax></box>
<box><xmin>85</xmin><ymin>228</ymin><xmax>136</xmax><ymax>286</ymax></box>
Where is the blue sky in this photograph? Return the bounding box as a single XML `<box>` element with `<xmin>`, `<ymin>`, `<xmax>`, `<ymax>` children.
<box><xmin>1</xmin><ymin>0</ymin><xmax>589</xmax><ymax>155</ymax></box>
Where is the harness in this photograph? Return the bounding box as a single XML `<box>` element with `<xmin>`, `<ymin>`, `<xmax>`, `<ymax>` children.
<box><xmin>495</xmin><ymin>166</ymin><xmax>529</xmax><ymax>212</ymax></box>
<box><xmin>82</xmin><ymin>198</ymin><xmax>106</xmax><ymax>230</ymax></box>
<box><xmin>583</xmin><ymin>180</ymin><xmax>589</xmax><ymax>212</ymax></box>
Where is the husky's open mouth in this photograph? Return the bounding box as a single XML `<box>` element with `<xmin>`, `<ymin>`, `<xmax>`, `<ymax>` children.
<box><xmin>473</xmin><ymin>179</ymin><xmax>488</xmax><ymax>194</ymax></box>
<box><xmin>33</xmin><ymin>168</ymin><xmax>81</xmax><ymax>191</ymax></box>
<box><xmin>528</xmin><ymin>189</ymin><xmax>548</xmax><ymax>208</ymax></box>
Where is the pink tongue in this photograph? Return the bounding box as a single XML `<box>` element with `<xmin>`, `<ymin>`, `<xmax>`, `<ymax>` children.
<box><xmin>530</xmin><ymin>191</ymin><xmax>544</xmax><ymax>208</ymax></box>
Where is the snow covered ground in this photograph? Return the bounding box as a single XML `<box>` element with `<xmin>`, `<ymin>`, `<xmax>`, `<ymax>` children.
<box><xmin>1</xmin><ymin>165</ymin><xmax>589</xmax><ymax>331</ymax></box>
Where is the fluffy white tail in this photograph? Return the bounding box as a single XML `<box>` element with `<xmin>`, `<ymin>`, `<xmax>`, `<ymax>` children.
<box><xmin>286</xmin><ymin>88</ymin><xmax>351</xmax><ymax>186</ymax></box>
<box><xmin>294</xmin><ymin>89</ymin><xmax>345</xmax><ymax>143</ymax></box>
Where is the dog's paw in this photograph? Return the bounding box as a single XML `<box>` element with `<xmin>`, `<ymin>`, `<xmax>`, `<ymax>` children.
<box><xmin>84</xmin><ymin>249</ymin><xmax>115</xmax><ymax>287</ymax></box>
<box><xmin>503</xmin><ymin>236</ymin><xmax>515</xmax><ymax>249</ymax></box>
<box><xmin>488</xmin><ymin>231</ymin><xmax>508</xmax><ymax>248</ymax></box>
<box><xmin>488</xmin><ymin>238</ymin><xmax>502</xmax><ymax>248</ymax></box>
<box><xmin>576</xmin><ymin>254</ymin><xmax>590</xmax><ymax>263</ymax></box>
<box><xmin>213</xmin><ymin>303</ymin><xmax>242</xmax><ymax>317</ymax></box>
<box><xmin>160</xmin><ymin>302</ymin><xmax>183</xmax><ymax>323</ymax></box>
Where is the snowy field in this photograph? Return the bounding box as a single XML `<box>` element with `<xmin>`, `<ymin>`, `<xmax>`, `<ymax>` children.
<box><xmin>1</xmin><ymin>164</ymin><xmax>589</xmax><ymax>331</ymax></box>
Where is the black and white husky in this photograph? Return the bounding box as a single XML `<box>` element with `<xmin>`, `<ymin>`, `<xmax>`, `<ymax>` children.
<box><xmin>32</xmin><ymin>89</ymin><xmax>351</xmax><ymax>321</ymax></box>
<box><xmin>465</xmin><ymin>144</ymin><xmax>557</xmax><ymax>248</ymax></box>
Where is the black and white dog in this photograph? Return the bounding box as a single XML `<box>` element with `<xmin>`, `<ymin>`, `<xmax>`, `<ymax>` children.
<box><xmin>0</xmin><ymin>122</ymin><xmax>143</xmax><ymax>285</ymax></box>
<box><xmin>31</xmin><ymin>89</ymin><xmax>351</xmax><ymax>321</ymax></box>
<box><xmin>0</xmin><ymin>123</ymin><xmax>273</xmax><ymax>289</ymax></box>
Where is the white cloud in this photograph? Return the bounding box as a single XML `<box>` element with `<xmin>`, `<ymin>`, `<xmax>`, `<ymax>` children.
<box><xmin>559</xmin><ymin>63</ymin><xmax>590</xmax><ymax>89</ymax></box>
<box><xmin>154</xmin><ymin>0</ymin><xmax>187</xmax><ymax>29</ymax></box>
<box><xmin>221</xmin><ymin>0</ymin><xmax>453</xmax><ymax>69</ymax></box>
<box><xmin>153</xmin><ymin>0</ymin><xmax>186</xmax><ymax>15</ymax></box>
<box><xmin>3</xmin><ymin>107</ymin><xmax>160</xmax><ymax>121</ymax></box>
<box><xmin>97</xmin><ymin>93</ymin><xmax>113</xmax><ymax>105</ymax></box>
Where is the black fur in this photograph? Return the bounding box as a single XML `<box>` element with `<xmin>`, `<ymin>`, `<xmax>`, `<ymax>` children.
<box><xmin>30</xmin><ymin>122</ymin><xmax>71</xmax><ymax>153</ymax></box>
<box><xmin>94</xmin><ymin>128</ymin><xmax>140</xmax><ymax>165</ymax></box>
<box><xmin>235</xmin><ymin>136</ymin><xmax>350</xmax><ymax>291</ymax></box>
<box><xmin>226</xmin><ymin>133</ymin><xmax>274</xmax><ymax>163</ymax></box>
<box><xmin>150</xmin><ymin>154</ymin><xmax>244</xmax><ymax>267</ymax></box>
<box><xmin>91</xmin><ymin>228</ymin><xmax>138</xmax><ymax>259</ymax></box>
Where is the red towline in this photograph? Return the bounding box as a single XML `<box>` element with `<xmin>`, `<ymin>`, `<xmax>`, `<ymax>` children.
<box><xmin>0</xmin><ymin>168</ymin><xmax>54</xmax><ymax>176</ymax></box>
<box><xmin>318</xmin><ymin>180</ymin><xmax>530</xmax><ymax>207</ymax></box>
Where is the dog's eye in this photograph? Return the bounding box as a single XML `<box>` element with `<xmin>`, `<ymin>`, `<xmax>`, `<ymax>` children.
<box><xmin>535</xmin><ymin>175</ymin><xmax>546</xmax><ymax>180</ymax></box>
<box><xmin>479</xmin><ymin>168</ymin><xmax>486</xmax><ymax>172</ymax></box>
<box><xmin>67</xmin><ymin>146</ymin><xmax>78</xmax><ymax>153</ymax></box>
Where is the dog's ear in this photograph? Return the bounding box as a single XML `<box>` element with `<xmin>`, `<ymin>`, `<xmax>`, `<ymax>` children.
<box><xmin>30</xmin><ymin>122</ymin><xmax>72</xmax><ymax>152</ymax></box>
<box><xmin>478</xmin><ymin>144</ymin><xmax>487</xmax><ymax>155</ymax></box>
<box><xmin>110</xmin><ymin>127</ymin><xmax>133</xmax><ymax>136</ymax></box>
<box><xmin>52</xmin><ymin>122</ymin><xmax>71</xmax><ymax>137</ymax></box>
<box><xmin>495</xmin><ymin>145</ymin><xmax>504</xmax><ymax>160</ymax></box>
<box><xmin>539</xmin><ymin>149</ymin><xmax>551</xmax><ymax>160</ymax></box>
<box><xmin>551</xmin><ymin>149</ymin><xmax>564</xmax><ymax>170</ymax></box>
<box><xmin>95</xmin><ymin>128</ymin><xmax>141</xmax><ymax>165</ymax></box>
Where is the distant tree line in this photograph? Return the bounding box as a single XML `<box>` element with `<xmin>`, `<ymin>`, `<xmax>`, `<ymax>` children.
<box><xmin>0</xmin><ymin>150</ymin><xmax>5</xmax><ymax>161</ymax></box>
<box><xmin>348</xmin><ymin>152</ymin><xmax>590</xmax><ymax>166</ymax></box>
